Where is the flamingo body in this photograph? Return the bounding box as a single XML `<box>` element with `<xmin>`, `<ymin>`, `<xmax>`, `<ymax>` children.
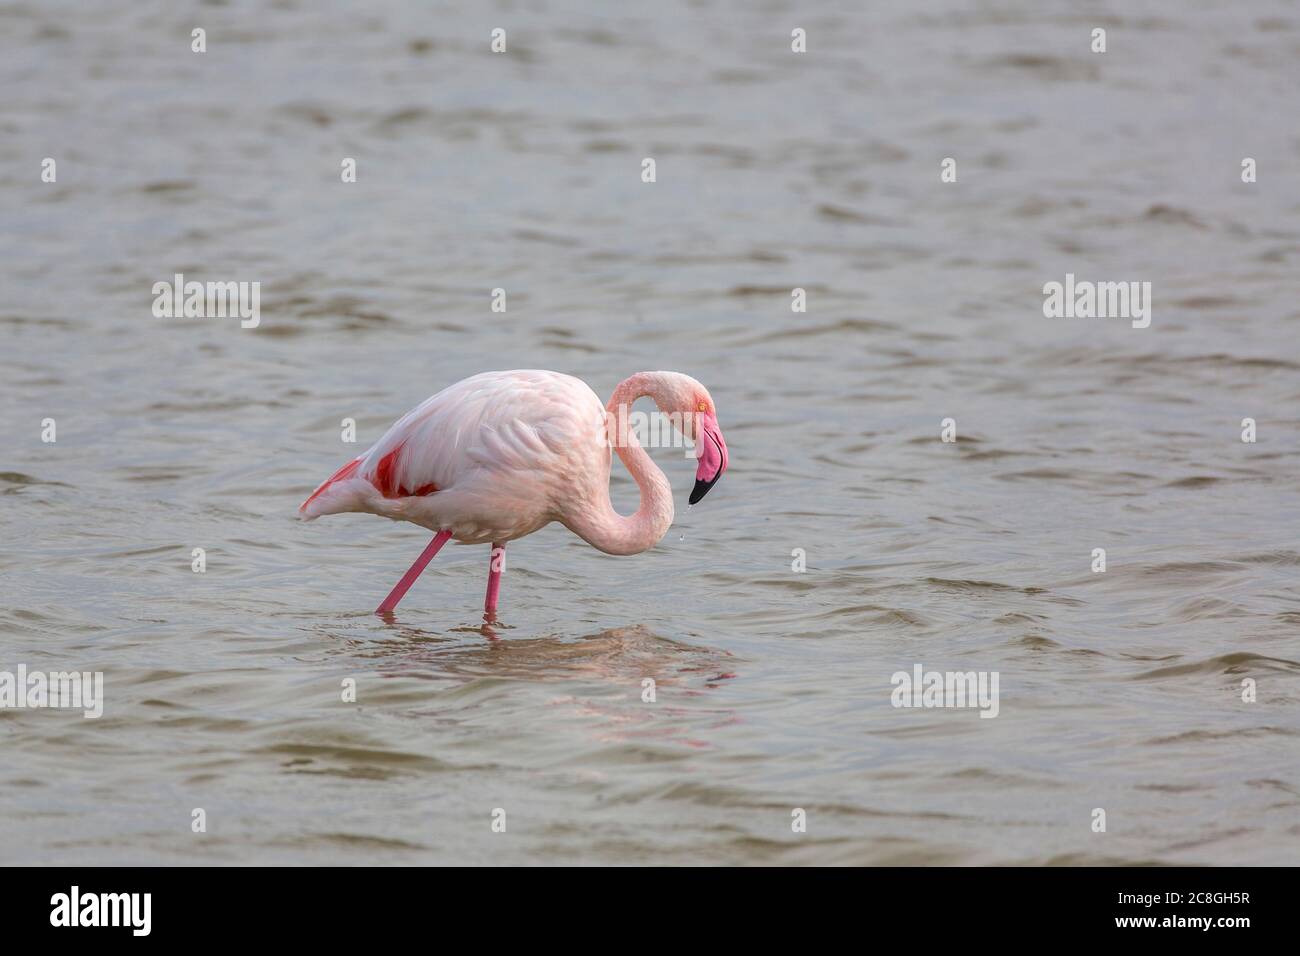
<box><xmin>301</xmin><ymin>370</ymin><xmax>607</xmax><ymax>545</ymax></box>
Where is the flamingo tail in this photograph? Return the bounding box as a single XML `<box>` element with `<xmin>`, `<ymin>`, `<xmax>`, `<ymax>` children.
<box><xmin>298</xmin><ymin>456</ymin><xmax>366</xmax><ymax>519</ymax></box>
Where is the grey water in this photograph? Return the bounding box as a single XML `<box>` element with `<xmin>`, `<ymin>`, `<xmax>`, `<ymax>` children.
<box><xmin>1</xmin><ymin>0</ymin><xmax>1299</xmax><ymax>864</ymax></box>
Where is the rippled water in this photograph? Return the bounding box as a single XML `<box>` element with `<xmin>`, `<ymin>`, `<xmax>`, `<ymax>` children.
<box><xmin>3</xmin><ymin>1</ymin><xmax>1299</xmax><ymax>865</ymax></box>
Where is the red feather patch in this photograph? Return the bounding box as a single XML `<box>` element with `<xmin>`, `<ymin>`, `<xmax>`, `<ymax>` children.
<box><xmin>371</xmin><ymin>444</ymin><xmax>437</xmax><ymax>499</ymax></box>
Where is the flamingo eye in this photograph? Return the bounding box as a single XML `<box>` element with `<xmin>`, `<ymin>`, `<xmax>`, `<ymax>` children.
<box><xmin>697</xmin><ymin>401</ymin><xmax>708</xmax><ymax>412</ymax></box>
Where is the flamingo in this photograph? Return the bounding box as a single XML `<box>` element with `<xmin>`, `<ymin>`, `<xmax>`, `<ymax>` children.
<box><xmin>299</xmin><ymin>370</ymin><xmax>730</xmax><ymax>617</ymax></box>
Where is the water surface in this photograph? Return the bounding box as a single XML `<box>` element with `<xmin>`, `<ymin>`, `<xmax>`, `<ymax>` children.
<box><xmin>2</xmin><ymin>0</ymin><xmax>1299</xmax><ymax>864</ymax></box>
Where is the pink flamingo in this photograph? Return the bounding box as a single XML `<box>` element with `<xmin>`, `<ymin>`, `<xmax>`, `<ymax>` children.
<box><xmin>299</xmin><ymin>370</ymin><xmax>730</xmax><ymax>618</ymax></box>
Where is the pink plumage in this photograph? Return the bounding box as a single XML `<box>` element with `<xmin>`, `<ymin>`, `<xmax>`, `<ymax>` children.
<box><xmin>300</xmin><ymin>370</ymin><xmax>730</xmax><ymax>618</ymax></box>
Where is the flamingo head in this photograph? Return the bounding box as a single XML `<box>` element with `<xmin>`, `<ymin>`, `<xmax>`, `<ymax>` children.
<box><xmin>675</xmin><ymin>378</ymin><xmax>730</xmax><ymax>505</ymax></box>
<box><xmin>615</xmin><ymin>371</ymin><xmax>731</xmax><ymax>505</ymax></box>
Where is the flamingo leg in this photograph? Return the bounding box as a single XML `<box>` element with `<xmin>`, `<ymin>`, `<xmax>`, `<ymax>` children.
<box><xmin>484</xmin><ymin>542</ymin><xmax>506</xmax><ymax>618</ymax></box>
<box><xmin>375</xmin><ymin>530</ymin><xmax>453</xmax><ymax>615</ymax></box>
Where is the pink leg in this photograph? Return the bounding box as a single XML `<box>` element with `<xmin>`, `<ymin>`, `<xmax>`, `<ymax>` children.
<box><xmin>375</xmin><ymin>530</ymin><xmax>453</xmax><ymax>615</ymax></box>
<box><xmin>484</xmin><ymin>542</ymin><xmax>505</xmax><ymax>617</ymax></box>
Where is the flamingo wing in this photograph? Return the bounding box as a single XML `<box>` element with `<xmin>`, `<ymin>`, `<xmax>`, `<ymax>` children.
<box><xmin>298</xmin><ymin>370</ymin><xmax>606</xmax><ymax>525</ymax></box>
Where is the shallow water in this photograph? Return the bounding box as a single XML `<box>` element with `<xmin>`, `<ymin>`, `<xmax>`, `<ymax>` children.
<box><xmin>2</xmin><ymin>0</ymin><xmax>1299</xmax><ymax>865</ymax></box>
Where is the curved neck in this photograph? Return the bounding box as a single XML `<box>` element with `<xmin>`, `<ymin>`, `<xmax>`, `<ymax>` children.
<box><xmin>568</xmin><ymin>373</ymin><xmax>675</xmax><ymax>556</ymax></box>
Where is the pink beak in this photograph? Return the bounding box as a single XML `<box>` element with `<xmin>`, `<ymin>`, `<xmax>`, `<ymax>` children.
<box><xmin>690</xmin><ymin>412</ymin><xmax>729</xmax><ymax>504</ymax></box>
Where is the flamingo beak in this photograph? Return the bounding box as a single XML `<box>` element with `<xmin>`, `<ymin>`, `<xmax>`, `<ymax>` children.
<box><xmin>689</xmin><ymin>412</ymin><xmax>729</xmax><ymax>504</ymax></box>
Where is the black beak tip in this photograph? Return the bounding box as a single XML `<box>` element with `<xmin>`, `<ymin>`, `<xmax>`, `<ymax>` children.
<box><xmin>689</xmin><ymin>476</ymin><xmax>720</xmax><ymax>505</ymax></box>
